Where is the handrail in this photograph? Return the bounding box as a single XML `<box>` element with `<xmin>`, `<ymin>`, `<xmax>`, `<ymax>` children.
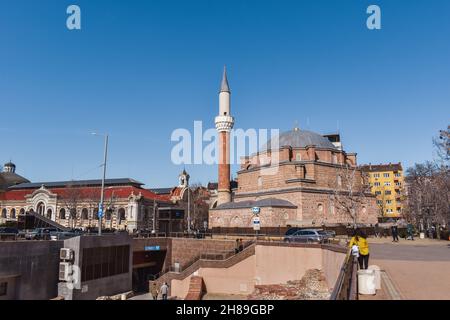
<box><xmin>330</xmin><ymin>250</ymin><xmax>358</xmax><ymax>300</ymax></box>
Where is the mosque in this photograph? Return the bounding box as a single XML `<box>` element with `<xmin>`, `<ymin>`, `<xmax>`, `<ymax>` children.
<box><xmin>209</xmin><ymin>69</ymin><xmax>378</xmax><ymax>228</ymax></box>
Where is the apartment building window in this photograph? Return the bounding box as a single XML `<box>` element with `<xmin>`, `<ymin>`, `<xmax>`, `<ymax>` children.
<box><xmin>385</xmin><ymin>190</ymin><xmax>392</xmax><ymax>195</ymax></box>
<box><xmin>395</xmin><ymin>173</ymin><xmax>401</xmax><ymax>177</ymax></box>
<box><xmin>374</xmin><ymin>173</ymin><xmax>380</xmax><ymax>178</ymax></box>
<box><xmin>386</xmin><ymin>200</ymin><xmax>392</xmax><ymax>205</ymax></box>
<box><xmin>383</xmin><ymin>173</ymin><xmax>390</xmax><ymax>178</ymax></box>
<box><xmin>0</xmin><ymin>282</ymin><xmax>7</xmax><ymax>296</ymax></box>
<box><xmin>374</xmin><ymin>182</ymin><xmax>381</xmax><ymax>187</ymax></box>
<box><xmin>375</xmin><ymin>191</ymin><xmax>382</xmax><ymax>195</ymax></box>
<box><xmin>395</xmin><ymin>182</ymin><xmax>401</xmax><ymax>187</ymax></box>
<box><xmin>384</xmin><ymin>182</ymin><xmax>391</xmax><ymax>186</ymax></box>
<box><xmin>376</xmin><ymin>200</ymin><xmax>382</xmax><ymax>205</ymax></box>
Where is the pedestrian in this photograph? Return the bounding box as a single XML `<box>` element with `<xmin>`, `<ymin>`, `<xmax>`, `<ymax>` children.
<box><xmin>234</xmin><ymin>239</ymin><xmax>240</xmax><ymax>254</ymax></box>
<box><xmin>150</xmin><ymin>282</ymin><xmax>159</xmax><ymax>300</ymax></box>
<box><xmin>238</xmin><ymin>239</ymin><xmax>244</xmax><ymax>252</ymax></box>
<box><xmin>374</xmin><ymin>223</ymin><xmax>380</xmax><ymax>238</ymax></box>
<box><xmin>349</xmin><ymin>230</ymin><xmax>370</xmax><ymax>270</ymax></box>
<box><xmin>160</xmin><ymin>282</ymin><xmax>169</xmax><ymax>300</ymax></box>
<box><xmin>391</xmin><ymin>224</ymin><xmax>399</xmax><ymax>242</ymax></box>
<box><xmin>407</xmin><ymin>223</ymin><xmax>414</xmax><ymax>241</ymax></box>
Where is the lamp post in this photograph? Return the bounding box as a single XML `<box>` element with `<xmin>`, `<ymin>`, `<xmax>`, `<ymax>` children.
<box><xmin>92</xmin><ymin>132</ymin><xmax>109</xmax><ymax>236</ymax></box>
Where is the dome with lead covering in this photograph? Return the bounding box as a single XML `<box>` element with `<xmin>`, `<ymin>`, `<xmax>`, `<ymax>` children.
<box><xmin>261</xmin><ymin>128</ymin><xmax>337</xmax><ymax>151</ymax></box>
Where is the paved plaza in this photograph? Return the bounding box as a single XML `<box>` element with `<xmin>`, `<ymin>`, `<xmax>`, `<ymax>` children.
<box><xmin>362</xmin><ymin>238</ymin><xmax>450</xmax><ymax>300</ymax></box>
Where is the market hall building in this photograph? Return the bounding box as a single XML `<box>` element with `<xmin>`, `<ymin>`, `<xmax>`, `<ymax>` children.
<box><xmin>0</xmin><ymin>162</ymin><xmax>184</xmax><ymax>234</ymax></box>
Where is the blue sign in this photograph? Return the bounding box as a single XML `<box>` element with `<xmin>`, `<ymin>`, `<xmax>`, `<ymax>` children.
<box><xmin>145</xmin><ymin>246</ymin><xmax>161</xmax><ymax>251</ymax></box>
<box><xmin>98</xmin><ymin>204</ymin><xmax>104</xmax><ymax>218</ymax></box>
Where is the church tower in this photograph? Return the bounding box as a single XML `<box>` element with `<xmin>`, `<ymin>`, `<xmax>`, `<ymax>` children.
<box><xmin>215</xmin><ymin>67</ymin><xmax>234</xmax><ymax>204</ymax></box>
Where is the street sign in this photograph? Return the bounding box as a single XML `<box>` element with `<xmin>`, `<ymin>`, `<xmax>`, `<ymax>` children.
<box><xmin>252</xmin><ymin>216</ymin><xmax>261</xmax><ymax>231</ymax></box>
<box><xmin>98</xmin><ymin>204</ymin><xmax>103</xmax><ymax>218</ymax></box>
<box><xmin>252</xmin><ymin>207</ymin><xmax>260</xmax><ymax>214</ymax></box>
<box><xmin>144</xmin><ymin>246</ymin><xmax>161</xmax><ymax>251</ymax></box>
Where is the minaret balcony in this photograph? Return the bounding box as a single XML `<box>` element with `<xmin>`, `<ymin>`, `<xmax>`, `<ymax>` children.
<box><xmin>215</xmin><ymin>115</ymin><xmax>235</xmax><ymax>132</ymax></box>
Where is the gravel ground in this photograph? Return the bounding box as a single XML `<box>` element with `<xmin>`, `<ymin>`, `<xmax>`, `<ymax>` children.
<box><xmin>247</xmin><ymin>269</ymin><xmax>331</xmax><ymax>300</ymax></box>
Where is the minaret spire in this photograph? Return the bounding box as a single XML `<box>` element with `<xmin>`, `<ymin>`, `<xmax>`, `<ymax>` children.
<box><xmin>220</xmin><ymin>66</ymin><xmax>230</xmax><ymax>93</ymax></box>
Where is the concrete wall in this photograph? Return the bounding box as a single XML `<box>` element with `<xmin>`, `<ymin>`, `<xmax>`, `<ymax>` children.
<box><xmin>0</xmin><ymin>240</ymin><xmax>63</xmax><ymax>300</ymax></box>
<box><xmin>321</xmin><ymin>246</ymin><xmax>346</xmax><ymax>290</ymax></box>
<box><xmin>58</xmin><ymin>234</ymin><xmax>133</xmax><ymax>300</ymax></box>
<box><xmin>170</xmin><ymin>244</ymin><xmax>346</xmax><ymax>298</ymax></box>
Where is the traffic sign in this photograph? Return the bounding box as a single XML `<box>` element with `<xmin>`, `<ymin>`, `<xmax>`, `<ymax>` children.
<box><xmin>252</xmin><ymin>207</ymin><xmax>260</xmax><ymax>214</ymax></box>
<box><xmin>252</xmin><ymin>216</ymin><xmax>261</xmax><ymax>231</ymax></box>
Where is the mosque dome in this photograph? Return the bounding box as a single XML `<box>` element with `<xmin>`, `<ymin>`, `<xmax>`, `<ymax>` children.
<box><xmin>261</xmin><ymin>128</ymin><xmax>337</xmax><ymax>151</ymax></box>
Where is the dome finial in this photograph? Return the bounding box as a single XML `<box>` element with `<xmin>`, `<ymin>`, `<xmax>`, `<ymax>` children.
<box><xmin>293</xmin><ymin>120</ymin><xmax>300</xmax><ymax>132</ymax></box>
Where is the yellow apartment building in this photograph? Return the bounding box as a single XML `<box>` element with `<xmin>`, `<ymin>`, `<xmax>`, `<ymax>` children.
<box><xmin>360</xmin><ymin>163</ymin><xmax>404</xmax><ymax>221</ymax></box>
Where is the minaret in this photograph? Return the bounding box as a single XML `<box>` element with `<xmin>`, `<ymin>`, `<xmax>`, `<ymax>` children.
<box><xmin>215</xmin><ymin>67</ymin><xmax>234</xmax><ymax>204</ymax></box>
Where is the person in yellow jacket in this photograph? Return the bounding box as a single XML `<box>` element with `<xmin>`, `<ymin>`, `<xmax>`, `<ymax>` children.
<box><xmin>348</xmin><ymin>230</ymin><xmax>370</xmax><ymax>269</ymax></box>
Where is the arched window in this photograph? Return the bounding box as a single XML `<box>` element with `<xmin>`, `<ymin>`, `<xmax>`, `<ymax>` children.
<box><xmin>37</xmin><ymin>202</ymin><xmax>45</xmax><ymax>215</ymax></box>
<box><xmin>1</xmin><ymin>208</ymin><xmax>7</xmax><ymax>218</ymax></box>
<box><xmin>144</xmin><ymin>208</ymin><xmax>149</xmax><ymax>221</ymax></box>
<box><xmin>318</xmin><ymin>204</ymin><xmax>324</xmax><ymax>212</ymax></box>
<box><xmin>118</xmin><ymin>208</ymin><xmax>126</xmax><ymax>223</ymax></box>
<box><xmin>93</xmin><ymin>207</ymin><xmax>99</xmax><ymax>220</ymax></box>
<box><xmin>296</xmin><ymin>153</ymin><xmax>301</xmax><ymax>161</ymax></box>
<box><xmin>69</xmin><ymin>208</ymin><xmax>77</xmax><ymax>220</ymax></box>
<box><xmin>19</xmin><ymin>208</ymin><xmax>25</xmax><ymax>215</ymax></box>
<box><xmin>59</xmin><ymin>208</ymin><xmax>66</xmax><ymax>220</ymax></box>
<box><xmin>46</xmin><ymin>208</ymin><xmax>52</xmax><ymax>219</ymax></box>
<box><xmin>81</xmin><ymin>208</ymin><xmax>89</xmax><ymax>220</ymax></box>
<box><xmin>10</xmin><ymin>208</ymin><xmax>16</xmax><ymax>219</ymax></box>
<box><xmin>105</xmin><ymin>209</ymin><xmax>112</xmax><ymax>221</ymax></box>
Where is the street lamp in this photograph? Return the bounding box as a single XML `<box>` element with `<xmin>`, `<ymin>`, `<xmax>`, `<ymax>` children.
<box><xmin>92</xmin><ymin>132</ymin><xmax>109</xmax><ymax>236</ymax></box>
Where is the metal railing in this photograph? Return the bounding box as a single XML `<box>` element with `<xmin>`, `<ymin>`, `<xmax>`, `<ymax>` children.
<box><xmin>330</xmin><ymin>251</ymin><xmax>358</xmax><ymax>300</ymax></box>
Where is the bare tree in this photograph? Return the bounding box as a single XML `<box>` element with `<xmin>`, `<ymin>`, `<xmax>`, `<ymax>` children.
<box><xmin>330</xmin><ymin>164</ymin><xmax>371</xmax><ymax>226</ymax></box>
<box><xmin>60</xmin><ymin>182</ymin><xmax>83</xmax><ymax>229</ymax></box>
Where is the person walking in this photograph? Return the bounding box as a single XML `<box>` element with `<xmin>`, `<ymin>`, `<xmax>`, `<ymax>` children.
<box><xmin>150</xmin><ymin>282</ymin><xmax>159</xmax><ymax>300</ymax></box>
<box><xmin>391</xmin><ymin>224</ymin><xmax>399</xmax><ymax>242</ymax></box>
<box><xmin>234</xmin><ymin>239</ymin><xmax>240</xmax><ymax>254</ymax></box>
<box><xmin>160</xmin><ymin>282</ymin><xmax>169</xmax><ymax>300</ymax></box>
<box><xmin>407</xmin><ymin>223</ymin><xmax>414</xmax><ymax>241</ymax></box>
<box><xmin>349</xmin><ymin>230</ymin><xmax>370</xmax><ymax>270</ymax></box>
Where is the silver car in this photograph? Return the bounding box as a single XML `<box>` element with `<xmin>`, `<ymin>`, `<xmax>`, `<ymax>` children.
<box><xmin>284</xmin><ymin>229</ymin><xmax>327</xmax><ymax>243</ymax></box>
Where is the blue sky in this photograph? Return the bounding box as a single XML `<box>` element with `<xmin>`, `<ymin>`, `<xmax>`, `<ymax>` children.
<box><xmin>0</xmin><ymin>0</ymin><xmax>449</xmax><ymax>188</ymax></box>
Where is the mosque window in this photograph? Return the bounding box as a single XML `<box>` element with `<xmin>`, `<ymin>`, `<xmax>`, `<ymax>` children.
<box><xmin>318</xmin><ymin>204</ymin><xmax>323</xmax><ymax>212</ymax></box>
<box><xmin>10</xmin><ymin>208</ymin><xmax>16</xmax><ymax>219</ymax></box>
<box><xmin>296</xmin><ymin>153</ymin><xmax>301</xmax><ymax>161</ymax></box>
<box><xmin>46</xmin><ymin>209</ymin><xmax>52</xmax><ymax>219</ymax></box>
<box><xmin>1</xmin><ymin>208</ymin><xmax>7</xmax><ymax>218</ymax></box>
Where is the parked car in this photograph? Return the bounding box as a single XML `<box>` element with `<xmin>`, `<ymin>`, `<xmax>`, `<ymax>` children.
<box><xmin>284</xmin><ymin>229</ymin><xmax>327</xmax><ymax>243</ymax></box>
<box><xmin>284</xmin><ymin>227</ymin><xmax>301</xmax><ymax>236</ymax></box>
<box><xmin>49</xmin><ymin>231</ymin><xmax>80</xmax><ymax>241</ymax></box>
<box><xmin>0</xmin><ymin>227</ymin><xmax>19</xmax><ymax>234</ymax></box>
<box><xmin>318</xmin><ymin>230</ymin><xmax>336</xmax><ymax>238</ymax></box>
<box><xmin>25</xmin><ymin>228</ymin><xmax>58</xmax><ymax>240</ymax></box>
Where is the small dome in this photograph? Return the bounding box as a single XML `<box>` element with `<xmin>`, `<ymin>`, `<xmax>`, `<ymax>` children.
<box><xmin>261</xmin><ymin>129</ymin><xmax>337</xmax><ymax>151</ymax></box>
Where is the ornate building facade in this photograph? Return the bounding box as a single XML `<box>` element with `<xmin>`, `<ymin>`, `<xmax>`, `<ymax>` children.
<box><xmin>0</xmin><ymin>162</ymin><xmax>177</xmax><ymax>232</ymax></box>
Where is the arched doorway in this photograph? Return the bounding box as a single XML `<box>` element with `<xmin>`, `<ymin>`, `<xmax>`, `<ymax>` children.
<box><xmin>118</xmin><ymin>208</ymin><xmax>126</xmax><ymax>225</ymax></box>
<box><xmin>81</xmin><ymin>208</ymin><xmax>89</xmax><ymax>220</ymax></box>
<box><xmin>37</xmin><ymin>202</ymin><xmax>45</xmax><ymax>215</ymax></box>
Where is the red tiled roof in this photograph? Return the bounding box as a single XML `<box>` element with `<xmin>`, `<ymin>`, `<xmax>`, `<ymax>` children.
<box><xmin>0</xmin><ymin>186</ymin><xmax>171</xmax><ymax>202</ymax></box>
